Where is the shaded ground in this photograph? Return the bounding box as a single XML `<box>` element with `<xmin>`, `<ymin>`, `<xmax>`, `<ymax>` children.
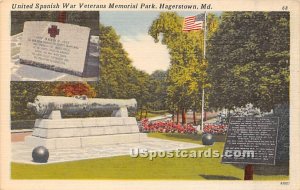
<box><xmin>232</xmin><ymin>163</ymin><xmax>289</xmax><ymax>176</ymax></box>
<box><xmin>173</xmin><ymin>111</ymin><xmax>219</xmax><ymax>124</ymax></box>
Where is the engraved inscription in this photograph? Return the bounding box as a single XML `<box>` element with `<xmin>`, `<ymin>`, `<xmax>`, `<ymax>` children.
<box><xmin>222</xmin><ymin>117</ymin><xmax>279</xmax><ymax>165</ymax></box>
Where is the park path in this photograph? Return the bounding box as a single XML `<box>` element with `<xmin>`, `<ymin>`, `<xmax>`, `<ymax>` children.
<box><xmin>147</xmin><ymin>111</ymin><xmax>219</xmax><ymax>124</ymax></box>
<box><xmin>11</xmin><ymin>130</ymin><xmax>32</xmax><ymax>142</ymax></box>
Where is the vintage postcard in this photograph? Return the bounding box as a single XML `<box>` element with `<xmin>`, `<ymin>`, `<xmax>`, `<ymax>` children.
<box><xmin>0</xmin><ymin>0</ymin><xmax>299</xmax><ymax>190</ymax></box>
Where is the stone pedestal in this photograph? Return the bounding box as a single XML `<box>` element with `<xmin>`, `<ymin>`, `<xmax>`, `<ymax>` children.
<box><xmin>25</xmin><ymin>117</ymin><xmax>147</xmax><ymax>149</ymax></box>
<box><xmin>48</xmin><ymin>110</ymin><xmax>62</xmax><ymax>119</ymax></box>
<box><xmin>111</xmin><ymin>107</ymin><xmax>128</xmax><ymax>117</ymax></box>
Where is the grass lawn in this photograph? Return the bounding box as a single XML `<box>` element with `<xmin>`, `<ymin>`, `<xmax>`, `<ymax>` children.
<box><xmin>136</xmin><ymin>110</ymin><xmax>170</xmax><ymax>119</ymax></box>
<box><xmin>11</xmin><ymin>133</ymin><xmax>289</xmax><ymax>180</ymax></box>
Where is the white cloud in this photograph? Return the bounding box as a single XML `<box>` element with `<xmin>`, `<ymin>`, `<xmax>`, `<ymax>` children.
<box><xmin>121</xmin><ymin>35</ymin><xmax>170</xmax><ymax>74</ymax></box>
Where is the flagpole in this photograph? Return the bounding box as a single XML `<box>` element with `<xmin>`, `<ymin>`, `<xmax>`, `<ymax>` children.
<box><xmin>203</xmin><ymin>11</ymin><xmax>207</xmax><ymax>57</ymax></box>
<box><xmin>201</xmin><ymin>11</ymin><xmax>207</xmax><ymax>132</ymax></box>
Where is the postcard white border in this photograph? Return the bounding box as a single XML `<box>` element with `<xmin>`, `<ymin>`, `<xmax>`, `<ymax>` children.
<box><xmin>1</xmin><ymin>0</ymin><xmax>299</xmax><ymax>189</ymax></box>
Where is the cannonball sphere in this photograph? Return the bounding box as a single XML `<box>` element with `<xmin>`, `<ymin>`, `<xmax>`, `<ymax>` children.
<box><xmin>32</xmin><ymin>146</ymin><xmax>49</xmax><ymax>163</ymax></box>
<box><xmin>202</xmin><ymin>133</ymin><xmax>215</xmax><ymax>145</ymax></box>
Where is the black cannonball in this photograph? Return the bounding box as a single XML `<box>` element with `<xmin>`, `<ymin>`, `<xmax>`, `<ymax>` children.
<box><xmin>32</xmin><ymin>146</ymin><xmax>49</xmax><ymax>163</ymax></box>
<box><xmin>202</xmin><ymin>133</ymin><xmax>215</xmax><ymax>145</ymax></box>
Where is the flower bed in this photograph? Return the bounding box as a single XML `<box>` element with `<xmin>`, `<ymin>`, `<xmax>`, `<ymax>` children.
<box><xmin>140</xmin><ymin>119</ymin><xmax>197</xmax><ymax>134</ymax></box>
<box><xmin>203</xmin><ymin>123</ymin><xmax>228</xmax><ymax>135</ymax></box>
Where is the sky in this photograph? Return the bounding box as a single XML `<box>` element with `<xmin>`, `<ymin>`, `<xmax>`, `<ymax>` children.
<box><xmin>100</xmin><ymin>11</ymin><xmax>220</xmax><ymax>74</ymax></box>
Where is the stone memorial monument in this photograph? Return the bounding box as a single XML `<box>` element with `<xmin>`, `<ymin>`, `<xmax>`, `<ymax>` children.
<box><xmin>25</xmin><ymin>95</ymin><xmax>147</xmax><ymax>149</ymax></box>
<box><xmin>20</xmin><ymin>21</ymin><xmax>92</xmax><ymax>77</ymax></box>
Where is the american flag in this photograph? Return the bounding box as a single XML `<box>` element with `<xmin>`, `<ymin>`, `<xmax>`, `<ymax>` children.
<box><xmin>183</xmin><ymin>14</ymin><xmax>205</xmax><ymax>31</ymax></box>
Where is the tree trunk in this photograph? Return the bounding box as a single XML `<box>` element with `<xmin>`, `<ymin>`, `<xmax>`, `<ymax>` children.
<box><xmin>145</xmin><ymin>109</ymin><xmax>148</xmax><ymax>118</ymax></box>
<box><xmin>182</xmin><ymin>108</ymin><xmax>186</xmax><ymax>124</ymax></box>
<box><xmin>139</xmin><ymin>107</ymin><xmax>143</xmax><ymax>120</ymax></box>
<box><xmin>193</xmin><ymin>110</ymin><xmax>196</xmax><ymax>125</ymax></box>
<box><xmin>172</xmin><ymin>110</ymin><xmax>175</xmax><ymax>122</ymax></box>
<box><xmin>176</xmin><ymin>108</ymin><xmax>180</xmax><ymax>124</ymax></box>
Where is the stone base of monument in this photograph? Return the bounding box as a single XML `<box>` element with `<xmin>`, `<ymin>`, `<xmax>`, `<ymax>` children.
<box><xmin>25</xmin><ymin>117</ymin><xmax>147</xmax><ymax>149</ymax></box>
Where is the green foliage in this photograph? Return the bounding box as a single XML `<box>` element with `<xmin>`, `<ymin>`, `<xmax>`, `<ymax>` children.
<box><xmin>11</xmin><ymin>120</ymin><xmax>35</xmax><ymax>130</ymax></box>
<box><xmin>10</xmin><ymin>82</ymin><xmax>56</xmax><ymax>120</ymax></box>
<box><xmin>11</xmin><ymin>11</ymin><xmax>99</xmax><ymax>36</ymax></box>
<box><xmin>149</xmin><ymin>12</ymin><xmax>218</xmax><ymax>112</ymax></box>
<box><xmin>207</xmin><ymin>12</ymin><xmax>289</xmax><ymax>111</ymax></box>
<box><xmin>11</xmin><ymin>12</ymin><xmax>289</xmax><ymax>122</ymax></box>
<box><xmin>96</xmin><ymin>24</ymin><xmax>162</xmax><ymax>112</ymax></box>
<box><xmin>147</xmin><ymin>70</ymin><xmax>168</xmax><ymax>110</ymax></box>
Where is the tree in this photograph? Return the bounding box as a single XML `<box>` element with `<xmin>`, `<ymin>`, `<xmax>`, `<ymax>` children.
<box><xmin>96</xmin><ymin>24</ymin><xmax>152</xmax><ymax>117</ymax></box>
<box><xmin>52</xmin><ymin>82</ymin><xmax>96</xmax><ymax>97</ymax></box>
<box><xmin>149</xmin><ymin>12</ymin><xmax>218</xmax><ymax>124</ymax></box>
<box><xmin>207</xmin><ymin>12</ymin><xmax>289</xmax><ymax>112</ymax></box>
<box><xmin>98</xmin><ymin>24</ymin><xmax>137</xmax><ymax>98</ymax></box>
<box><xmin>147</xmin><ymin>70</ymin><xmax>168</xmax><ymax>111</ymax></box>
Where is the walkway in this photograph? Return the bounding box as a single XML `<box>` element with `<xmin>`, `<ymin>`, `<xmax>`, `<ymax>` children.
<box><xmin>12</xmin><ymin>137</ymin><xmax>203</xmax><ymax>164</ymax></box>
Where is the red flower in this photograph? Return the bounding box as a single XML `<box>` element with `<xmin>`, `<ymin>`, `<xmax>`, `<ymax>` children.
<box><xmin>141</xmin><ymin>120</ymin><xmax>198</xmax><ymax>134</ymax></box>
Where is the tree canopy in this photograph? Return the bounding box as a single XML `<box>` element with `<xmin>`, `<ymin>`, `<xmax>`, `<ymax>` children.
<box><xmin>11</xmin><ymin>11</ymin><xmax>99</xmax><ymax>36</ymax></box>
<box><xmin>207</xmin><ymin>12</ymin><xmax>289</xmax><ymax>111</ymax></box>
<box><xmin>52</xmin><ymin>82</ymin><xmax>96</xmax><ymax>98</ymax></box>
<box><xmin>11</xmin><ymin>12</ymin><xmax>290</xmax><ymax>123</ymax></box>
<box><xmin>96</xmin><ymin>24</ymin><xmax>167</xmax><ymax>114</ymax></box>
<box><xmin>149</xmin><ymin>12</ymin><xmax>219</xmax><ymax>123</ymax></box>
